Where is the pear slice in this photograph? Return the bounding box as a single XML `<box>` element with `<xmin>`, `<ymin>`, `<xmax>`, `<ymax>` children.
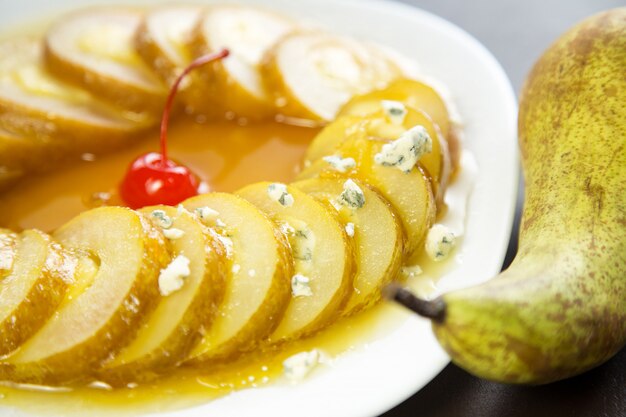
<box><xmin>189</xmin><ymin>5</ymin><xmax>297</xmax><ymax>119</ymax></box>
<box><xmin>262</xmin><ymin>31</ymin><xmax>402</xmax><ymax>121</ymax></box>
<box><xmin>0</xmin><ymin>126</ymin><xmax>35</xmax><ymax>190</ymax></box>
<box><xmin>340</xmin><ymin>78</ymin><xmax>453</xmax><ymax>142</ymax></box>
<box><xmin>44</xmin><ymin>7</ymin><xmax>167</xmax><ymax>115</ymax></box>
<box><xmin>0</xmin><ymin>207</ymin><xmax>170</xmax><ymax>384</ymax></box>
<box><xmin>294</xmin><ymin>178</ymin><xmax>403</xmax><ymax>315</ymax></box>
<box><xmin>304</xmin><ymin>107</ymin><xmax>451</xmax><ymax>205</ymax></box>
<box><xmin>99</xmin><ymin>206</ymin><xmax>227</xmax><ymax>385</ymax></box>
<box><xmin>0</xmin><ymin>229</ymin><xmax>75</xmax><ymax>357</ymax></box>
<box><xmin>0</xmin><ymin>229</ymin><xmax>18</xmax><ymax>281</ymax></box>
<box><xmin>237</xmin><ymin>182</ymin><xmax>354</xmax><ymax>342</ymax></box>
<box><xmin>135</xmin><ymin>5</ymin><xmax>205</xmax><ymax>86</ymax></box>
<box><xmin>182</xmin><ymin>193</ymin><xmax>293</xmax><ymax>362</ymax></box>
<box><xmin>297</xmin><ymin>135</ymin><xmax>436</xmax><ymax>260</ymax></box>
<box><xmin>0</xmin><ymin>38</ymin><xmax>153</xmax><ymax>181</ymax></box>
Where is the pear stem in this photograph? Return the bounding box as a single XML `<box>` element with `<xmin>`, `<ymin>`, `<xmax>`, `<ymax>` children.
<box><xmin>385</xmin><ymin>283</ymin><xmax>446</xmax><ymax>323</ymax></box>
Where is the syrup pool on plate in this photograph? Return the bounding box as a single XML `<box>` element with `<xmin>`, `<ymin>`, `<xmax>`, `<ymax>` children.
<box><xmin>0</xmin><ymin>118</ymin><xmax>318</xmax><ymax>232</ymax></box>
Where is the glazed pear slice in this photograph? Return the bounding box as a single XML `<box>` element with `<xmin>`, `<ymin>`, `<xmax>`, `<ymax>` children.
<box><xmin>0</xmin><ymin>230</ymin><xmax>75</xmax><ymax>357</ymax></box>
<box><xmin>262</xmin><ymin>31</ymin><xmax>402</xmax><ymax>121</ymax></box>
<box><xmin>1</xmin><ymin>207</ymin><xmax>170</xmax><ymax>384</ymax></box>
<box><xmin>237</xmin><ymin>182</ymin><xmax>354</xmax><ymax>342</ymax></box>
<box><xmin>182</xmin><ymin>193</ymin><xmax>293</xmax><ymax>362</ymax></box>
<box><xmin>339</xmin><ymin>77</ymin><xmax>461</xmax><ymax>173</ymax></box>
<box><xmin>44</xmin><ymin>7</ymin><xmax>167</xmax><ymax>115</ymax></box>
<box><xmin>189</xmin><ymin>5</ymin><xmax>296</xmax><ymax>119</ymax></box>
<box><xmin>135</xmin><ymin>5</ymin><xmax>204</xmax><ymax>85</ymax></box>
<box><xmin>340</xmin><ymin>78</ymin><xmax>453</xmax><ymax>142</ymax></box>
<box><xmin>99</xmin><ymin>206</ymin><xmax>227</xmax><ymax>384</ymax></box>
<box><xmin>0</xmin><ymin>229</ymin><xmax>18</xmax><ymax>281</ymax></box>
<box><xmin>0</xmin><ymin>126</ymin><xmax>35</xmax><ymax>190</ymax></box>
<box><xmin>304</xmin><ymin>107</ymin><xmax>451</xmax><ymax>205</ymax></box>
<box><xmin>294</xmin><ymin>178</ymin><xmax>403</xmax><ymax>315</ymax></box>
<box><xmin>297</xmin><ymin>135</ymin><xmax>436</xmax><ymax>260</ymax></box>
<box><xmin>0</xmin><ymin>38</ymin><xmax>153</xmax><ymax>177</ymax></box>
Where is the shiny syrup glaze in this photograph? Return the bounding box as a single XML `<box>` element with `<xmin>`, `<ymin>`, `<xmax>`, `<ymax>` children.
<box><xmin>0</xmin><ymin>117</ymin><xmax>316</xmax><ymax>232</ymax></box>
<box><xmin>0</xmin><ymin>117</ymin><xmax>433</xmax><ymax>415</ymax></box>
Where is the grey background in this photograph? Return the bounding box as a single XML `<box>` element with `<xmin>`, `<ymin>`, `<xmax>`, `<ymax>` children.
<box><xmin>384</xmin><ymin>1</ymin><xmax>626</xmax><ymax>416</ymax></box>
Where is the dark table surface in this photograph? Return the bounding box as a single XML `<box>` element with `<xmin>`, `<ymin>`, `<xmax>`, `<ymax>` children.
<box><xmin>383</xmin><ymin>1</ymin><xmax>626</xmax><ymax>416</ymax></box>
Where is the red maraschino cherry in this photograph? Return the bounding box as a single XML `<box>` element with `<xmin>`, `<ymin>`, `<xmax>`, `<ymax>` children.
<box><xmin>120</xmin><ymin>49</ymin><xmax>230</xmax><ymax>209</ymax></box>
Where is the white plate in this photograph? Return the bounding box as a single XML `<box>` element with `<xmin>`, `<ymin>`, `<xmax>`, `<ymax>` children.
<box><xmin>0</xmin><ymin>0</ymin><xmax>519</xmax><ymax>416</ymax></box>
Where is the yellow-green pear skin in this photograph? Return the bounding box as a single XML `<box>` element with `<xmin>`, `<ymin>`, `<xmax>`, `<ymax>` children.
<box><xmin>432</xmin><ymin>9</ymin><xmax>626</xmax><ymax>384</ymax></box>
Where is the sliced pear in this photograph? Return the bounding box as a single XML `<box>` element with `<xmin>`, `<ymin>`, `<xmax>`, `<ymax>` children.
<box><xmin>135</xmin><ymin>5</ymin><xmax>204</xmax><ymax>85</ymax></box>
<box><xmin>303</xmin><ymin>113</ymin><xmax>367</xmax><ymax>164</ymax></box>
<box><xmin>294</xmin><ymin>178</ymin><xmax>403</xmax><ymax>315</ymax></box>
<box><xmin>262</xmin><ymin>31</ymin><xmax>402</xmax><ymax>122</ymax></box>
<box><xmin>304</xmin><ymin>107</ymin><xmax>450</xmax><ymax>206</ymax></box>
<box><xmin>0</xmin><ymin>38</ymin><xmax>153</xmax><ymax>180</ymax></box>
<box><xmin>189</xmin><ymin>5</ymin><xmax>297</xmax><ymax>119</ymax></box>
<box><xmin>340</xmin><ymin>77</ymin><xmax>461</xmax><ymax>173</ymax></box>
<box><xmin>237</xmin><ymin>182</ymin><xmax>354</xmax><ymax>342</ymax></box>
<box><xmin>340</xmin><ymin>78</ymin><xmax>452</xmax><ymax>142</ymax></box>
<box><xmin>99</xmin><ymin>205</ymin><xmax>227</xmax><ymax>384</ymax></box>
<box><xmin>0</xmin><ymin>126</ymin><xmax>35</xmax><ymax>190</ymax></box>
<box><xmin>182</xmin><ymin>192</ymin><xmax>293</xmax><ymax>362</ymax></box>
<box><xmin>297</xmin><ymin>135</ymin><xmax>436</xmax><ymax>260</ymax></box>
<box><xmin>0</xmin><ymin>207</ymin><xmax>170</xmax><ymax>384</ymax></box>
<box><xmin>44</xmin><ymin>7</ymin><xmax>167</xmax><ymax>115</ymax></box>
<box><xmin>0</xmin><ymin>230</ymin><xmax>75</xmax><ymax>357</ymax></box>
<box><xmin>0</xmin><ymin>229</ymin><xmax>18</xmax><ymax>281</ymax></box>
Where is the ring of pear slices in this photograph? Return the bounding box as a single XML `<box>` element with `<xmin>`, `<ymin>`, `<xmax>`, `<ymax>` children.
<box><xmin>0</xmin><ymin>4</ymin><xmax>461</xmax><ymax>387</ymax></box>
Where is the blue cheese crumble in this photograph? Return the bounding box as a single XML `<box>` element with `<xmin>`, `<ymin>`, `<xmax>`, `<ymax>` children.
<box><xmin>291</xmin><ymin>273</ymin><xmax>313</xmax><ymax>297</ymax></box>
<box><xmin>345</xmin><ymin>222</ymin><xmax>355</xmax><ymax>237</ymax></box>
<box><xmin>374</xmin><ymin>125</ymin><xmax>432</xmax><ymax>173</ymax></box>
<box><xmin>337</xmin><ymin>179</ymin><xmax>365</xmax><ymax>209</ymax></box>
<box><xmin>381</xmin><ymin>100</ymin><xmax>407</xmax><ymax>125</ymax></box>
<box><xmin>163</xmin><ymin>228</ymin><xmax>185</xmax><ymax>240</ymax></box>
<box><xmin>267</xmin><ymin>183</ymin><xmax>294</xmax><ymax>207</ymax></box>
<box><xmin>158</xmin><ymin>255</ymin><xmax>191</xmax><ymax>296</ymax></box>
<box><xmin>283</xmin><ymin>349</ymin><xmax>320</xmax><ymax>382</ymax></box>
<box><xmin>151</xmin><ymin>209</ymin><xmax>173</xmax><ymax>229</ymax></box>
<box><xmin>425</xmin><ymin>224</ymin><xmax>457</xmax><ymax>261</ymax></box>
<box><xmin>322</xmin><ymin>154</ymin><xmax>356</xmax><ymax>173</ymax></box>
<box><xmin>195</xmin><ymin>206</ymin><xmax>219</xmax><ymax>223</ymax></box>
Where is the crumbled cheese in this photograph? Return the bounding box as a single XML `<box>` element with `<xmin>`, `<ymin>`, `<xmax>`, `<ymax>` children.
<box><xmin>345</xmin><ymin>222</ymin><xmax>355</xmax><ymax>237</ymax></box>
<box><xmin>291</xmin><ymin>274</ymin><xmax>313</xmax><ymax>297</ymax></box>
<box><xmin>151</xmin><ymin>209</ymin><xmax>173</xmax><ymax>229</ymax></box>
<box><xmin>267</xmin><ymin>183</ymin><xmax>294</xmax><ymax>207</ymax></box>
<box><xmin>195</xmin><ymin>206</ymin><xmax>219</xmax><ymax>223</ymax></box>
<box><xmin>163</xmin><ymin>228</ymin><xmax>185</xmax><ymax>240</ymax></box>
<box><xmin>283</xmin><ymin>350</ymin><xmax>320</xmax><ymax>382</ymax></box>
<box><xmin>215</xmin><ymin>218</ymin><xmax>227</xmax><ymax>228</ymax></box>
<box><xmin>158</xmin><ymin>255</ymin><xmax>191</xmax><ymax>296</ymax></box>
<box><xmin>401</xmin><ymin>264</ymin><xmax>423</xmax><ymax>278</ymax></box>
<box><xmin>232</xmin><ymin>264</ymin><xmax>241</xmax><ymax>274</ymax></box>
<box><xmin>322</xmin><ymin>155</ymin><xmax>356</xmax><ymax>173</ymax></box>
<box><xmin>177</xmin><ymin>204</ymin><xmax>188</xmax><ymax>216</ymax></box>
<box><xmin>425</xmin><ymin>224</ymin><xmax>457</xmax><ymax>261</ymax></box>
<box><xmin>381</xmin><ymin>100</ymin><xmax>407</xmax><ymax>125</ymax></box>
<box><xmin>374</xmin><ymin>125</ymin><xmax>432</xmax><ymax>173</ymax></box>
<box><xmin>217</xmin><ymin>235</ymin><xmax>234</xmax><ymax>257</ymax></box>
<box><xmin>337</xmin><ymin>179</ymin><xmax>365</xmax><ymax>209</ymax></box>
<box><xmin>280</xmin><ymin>222</ymin><xmax>296</xmax><ymax>235</ymax></box>
<box><xmin>248</xmin><ymin>269</ymin><xmax>256</xmax><ymax>277</ymax></box>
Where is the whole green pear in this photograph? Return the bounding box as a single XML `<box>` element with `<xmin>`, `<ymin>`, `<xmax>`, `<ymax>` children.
<box><xmin>396</xmin><ymin>8</ymin><xmax>626</xmax><ymax>384</ymax></box>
